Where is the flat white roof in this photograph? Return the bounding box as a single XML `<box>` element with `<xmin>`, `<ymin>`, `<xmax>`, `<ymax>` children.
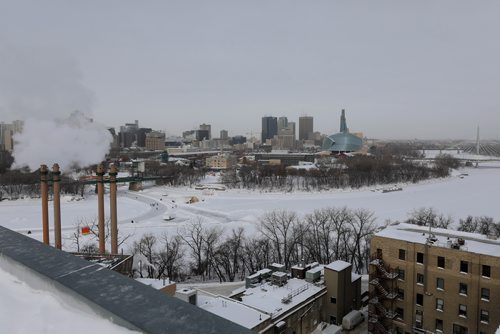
<box><xmin>376</xmin><ymin>223</ymin><xmax>500</xmax><ymax>257</ymax></box>
<box><xmin>135</xmin><ymin>278</ymin><xmax>174</xmax><ymax>290</ymax></box>
<box><xmin>272</xmin><ymin>271</ymin><xmax>288</xmax><ymax>278</ymax></box>
<box><xmin>306</xmin><ymin>265</ymin><xmax>323</xmax><ymax>274</ymax></box>
<box><xmin>240</xmin><ymin>278</ymin><xmax>324</xmax><ymax>317</ymax></box>
<box><xmin>198</xmin><ymin>294</ymin><xmax>270</xmax><ymax>329</ymax></box>
<box><xmin>351</xmin><ymin>273</ymin><xmax>361</xmax><ymax>282</ymax></box>
<box><xmin>325</xmin><ymin>260</ymin><xmax>351</xmax><ymax>272</ymax></box>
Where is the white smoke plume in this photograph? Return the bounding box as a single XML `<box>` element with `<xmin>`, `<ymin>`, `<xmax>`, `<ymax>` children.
<box><xmin>0</xmin><ymin>41</ymin><xmax>112</xmax><ymax>171</ymax></box>
<box><xmin>13</xmin><ymin>111</ymin><xmax>112</xmax><ymax>171</ymax></box>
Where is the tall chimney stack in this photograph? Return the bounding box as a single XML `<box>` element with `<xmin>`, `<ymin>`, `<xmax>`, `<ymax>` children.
<box><xmin>52</xmin><ymin>164</ymin><xmax>62</xmax><ymax>250</ymax></box>
<box><xmin>96</xmin><ymin>164</ymin><xmax>106</xmax><ymax>254</ymax></box>
<box><xmin>109</xmin><ymin>164</ymin><xmax>118</xmax><ymax>254</ymax></box>
<box><xmin>40</xmin><ymin>164</ymin><xmax>50</xmax><ymax>245</ymax></box>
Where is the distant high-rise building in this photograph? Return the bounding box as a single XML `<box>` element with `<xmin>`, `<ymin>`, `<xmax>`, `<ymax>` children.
<box><xmin>145</xmin><ymin>131</ymin><xmax>166</xmax><ymax>151</ymax></box>
<box><xmin>278</xmin><ymin>117</ymin><xmax>288</xmax><ymax>132</ymax></box>
<box><xmin>196</xmin><ymin>130</ymin><xmax>210</xmax><ymax>141</ymax></box>
<box><xmin>220</xmin><ymin>130</ymin><xmax>228</xmax><ymax>140</ymax></box>
<box><xmin>261</xmin><ymin>116</ymin><xmax>277</xmax><ymax>143</ymax></box>
<box><xmin>230</xmin><ymin>135</ymin><xmax>247</xmax><ymax>145</ymax></box>
<box><xmin>276</xmin><ymin>121</ymin><xmax>296</xmax><ymax>150</ymax></box>
<box><xmin>119</xmin><ymin>121</ymin><xmax>140</xmax><ymax>148</ymax></box>
<box><xmin>199</xmin><ymin>124</ymin><xmax>212</xmax><ymax>139</ymax></box>
<box><xmin>288</xmin><ymin>122</ymin><xmax>296</xmax><ymax>138</ymax></box>
<box><xmin>299</xmin><ymin>116</ymin><xmax>313</xmax><ymax>141</ymax></box>
<box><xmin>136</xmin><ymin>128</ymin><xmax>152</xmax><ymax>147</ymax></box>
<box><xmin>0</xmin><ymin>120</ymin><xmax>23</xmax><ymax>152</ymax></box>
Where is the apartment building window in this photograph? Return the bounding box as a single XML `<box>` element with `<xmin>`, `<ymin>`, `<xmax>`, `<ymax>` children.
<box><xmin>459</xmin><ymin>283</ymin><xmax>468</xmax><ymax>295</ymax></box>
<box><xmin>399</xmin><ymin>249</ymin><xmax>406</xmax><ymax>260</ymax></box>
<box><xmin>397</xmin><ymin>288</ymin><xmax>405</xmax><ymax>300</ymax></box>
<box><xmin>481</xmin><ymin>288</ymin><xmax>490</xmax><ymax>301</ymax></box>
<box><xmin>417</xmin><ymin>273</ymin><xmax>424</xmax><ymax>285</ymax></box>
<box><xmin>436</xmin><ymin>298</ymin><xmax>444</xmax><ymax>311</ymax></box>
<box><xmin>460</xmin><ymin>261</ymin><xmax>468</xmax><ymax>273</ymax></box>
<box><xmin>330</xmin><ymin>316</ymin><xmax>336</xmax><ymax>324</ymax></box>
<box><xmin>458</xmin><ymin>304</ymin><xmax>467</xmax><ymax>317</ymax></box>
<box><xmin>480</xmin><ymin>309</ymin><xmax>489</xmax><ymax>323</ymax></box>
<box><xmin>396</xmin><ymin>307</ymin><xmax>404</xmax><ymax>320</ymax></box>
<box><xmin>417</xmin><ymin>252</ymin><xmax>424</xmax><ymax>264</ymax></box>
<box><xmin>437</xmin><ymin>256</ymin><xmax>445</xmax><ymax>268</ymax></box>
<box><xmin>453</xmin><ymin>324</ymin><xmax>468</xmax><ymax>334</ymax></box>
<box><xmin>397</xmin><ymin>268</ymin><xmax>405</xmax><ymax>281</ymax></box>
<box><xmin>330</xmin><ymin>297</ymin><xmax>336</xmax><ymax>304</ymax></box>
<box><xmin>416</xmin><ymin>293</ymin><xmax>423</xmax><ymax>306</ymax></box>
<box><xmin>436</xmin><ymin>277</ymin><xmax>444</xmax><ymax>290</ymax></box>
<box><xmin>436</xmin><ymin>319</ymin><xmax>444</xmax><ymax>332</ymax></box>
<box><xmin>482</xmin><ymin>265</ymin><xmax>491</xmax><ymax>278</ymax></box>
<box><xmin>415</xmin><ymin>310</ymin><xmax>423</xmax><ymax>329</ymax></box>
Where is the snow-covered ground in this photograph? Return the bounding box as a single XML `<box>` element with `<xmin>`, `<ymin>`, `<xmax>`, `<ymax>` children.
<box><xmin>1</xmin><ymin>162</ymin><xmax>500</xmax><ymax>253</ymax></box>
<box><xmin>0</xmin><ymin>269</ymin><xmax>138</xmax><ymax>334</ymax></box>
<box><xmin>1</xmin><ymin>162</ymin><xmax>500</xmax><ymax>333</ymax></box>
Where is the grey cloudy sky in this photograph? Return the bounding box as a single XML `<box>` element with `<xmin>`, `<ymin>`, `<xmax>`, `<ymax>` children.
<box><xmin>1</xmin><ymin>0</ymin><xmax>499</xmax><ymax>140</ymax></box>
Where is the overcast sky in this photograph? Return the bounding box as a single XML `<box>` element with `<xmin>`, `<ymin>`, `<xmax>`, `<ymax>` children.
<box><xmin>1</xmin><ymin>1</ymin><xmax>499</xmax><ymax>140</ymax></box>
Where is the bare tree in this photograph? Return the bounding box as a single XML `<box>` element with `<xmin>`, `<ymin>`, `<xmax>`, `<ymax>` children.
<box><xmin>212</xmin><ymin>227</ymin><xmax>245</xmax><ymax>282</ymax></box>
<box><xmin>241</xmin><ymin>236</ymin><xmax>273</xmax><ymax>275</ymax></box>
<box><xmin>348</xmin><ymin>209</ymin><xmax>376</xmax><ymax>273</ymax></box>
<box><xmin>406</xmin><ymin>207</ymin><xmax>451</xmax><ymax>229</ymax></box>
<box><xmin>133</xmin><ymin>234</ymin><xmax>158</xmax><ymax>278</ymax></box>
<box><xmin>259</xmin><ymin>210</ymin><xmax>300</xmax><ymax>269</ymax></box>
<box><xmin>177</xmin><ymin>219</ymin><xmax>224</xmax><ymax>281</ymax></box>
<box><xmin>157</xmin><ymin>234</ymin><xmax>184</xmax><ymax>280</ymax></box>
<box><xmin>68</xmin><ymin>216</ymin><xmax>132</xmax><ymax>253</ymax></box>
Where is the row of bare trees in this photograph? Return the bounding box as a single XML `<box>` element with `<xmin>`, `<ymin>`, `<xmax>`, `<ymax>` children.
<box><xmin>221</xmin><ymin>155</ymin><xmax>453</xmax><ymax>191</ymax></box>
<box><xmin>393</xmin><ymin>207</ymin><xmax>500</xmax><ymax>238</ymax></box>
<box><xmin>0</xmin><ymin>162</ymin><xmax>203</xmax><ymax>200</ymax></box>
<box><xmin>144</xmin><ymin>162</ymin><xmax>205</xmax><ymax>187</ymax></box>
<box><xmin>131</xmin><ymin>207</ymin><xmax>377</xmax><ymax>282</ymax></box>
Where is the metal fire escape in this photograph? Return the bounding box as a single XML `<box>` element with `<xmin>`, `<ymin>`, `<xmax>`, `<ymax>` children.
<box><xmin>368</xmin><ymin>254</ymin><xmax>398</xmax><ymax>334</ymax></box>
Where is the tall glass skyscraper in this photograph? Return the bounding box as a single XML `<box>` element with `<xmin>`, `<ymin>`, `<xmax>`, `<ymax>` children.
<box><xmin>261</xmin><ymin>116</ymin><xmax>278</xmax><ymax>143</ymax></box>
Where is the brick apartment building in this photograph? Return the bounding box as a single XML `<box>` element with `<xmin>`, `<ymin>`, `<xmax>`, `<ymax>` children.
<box><xmin>369</xmin><ymin>223</ymin><xmax>500</xmax><ymax>334</ymax></box>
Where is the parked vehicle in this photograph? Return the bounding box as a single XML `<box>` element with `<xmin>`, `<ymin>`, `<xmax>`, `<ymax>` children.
<box><xmin>342</xmin><ymin>310</ymin><xmax>364</xmax><ymax>330</ymax></box>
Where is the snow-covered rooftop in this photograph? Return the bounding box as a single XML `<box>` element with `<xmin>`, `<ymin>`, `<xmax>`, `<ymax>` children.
<box><xmin>0</xmin><ymin>268</ymin><xmax>138</xmax><ymax>334</ymax></box>
<box><xmin>135</xmin><ymin>277</ymin><xmax>174</xmax><ymax>290</ymax></box>
<box><xmin>198</xmin><ymin>293</ymin><xmax>270</xmax><ymax>329</ymax></box>
<box><xmin>351</xmin><ymin>272</ymin><xmax>361</xmax><ymax>282</ymax></box>
<box><xmin>376</xmin><ymin>223</ymin><xmax>500</xmax><ymax>257</ymax></box>
<box><xmin>240</xmin><ymin>278</ymin><xmax>325</xmax><ymax>317</ymax></box>
<box><xmin>306</xmin><ymin>266</ymin><xmax>323</xmax><ymax>274</ymax></box>
<box><xmin>325</xmin><ymin>260</ymin><xmax>351</xmax><ymax>272</ymax></box>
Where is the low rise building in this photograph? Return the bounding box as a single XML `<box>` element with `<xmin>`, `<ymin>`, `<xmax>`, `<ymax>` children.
<box><xmin>202</xmin><ymin>261</ymin><xmax>364</xmax><ymax>334</ymax></box>
<box><xmin>145</xmin><ymin>131</ymin><xmax>165</xmax><ymax>151</ymax></box>
<box><xmin>205</xmin><ymin>153</ymin><xmax>236</xmax><ymax>170</ymax></box>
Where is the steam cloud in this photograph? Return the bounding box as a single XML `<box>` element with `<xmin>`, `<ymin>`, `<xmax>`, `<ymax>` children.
<box><xmin>13</xmin><ymin>111</ymin><xmax>112</xmax><ymax>171</ymax></box>
<box><xmin>0</xmin><ymin>41</ymin><xmax>112</xmax><ymax>171</ymax></box>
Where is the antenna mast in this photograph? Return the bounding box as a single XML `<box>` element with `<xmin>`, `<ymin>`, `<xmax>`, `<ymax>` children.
<box><xmin>476</xmin><ymin>125</ymin><xmax>480</xmax><ymax>155</ymax></box>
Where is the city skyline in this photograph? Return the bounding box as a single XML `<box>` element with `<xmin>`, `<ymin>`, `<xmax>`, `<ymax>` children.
<box><xmin>1</xmin><ymin>1</ymin><xmax>500</xmax><ymax>140</ymax></box>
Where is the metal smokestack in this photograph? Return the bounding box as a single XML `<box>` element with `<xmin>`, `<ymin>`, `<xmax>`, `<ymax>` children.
<box><xmin>52</xmin><ymin>163</ymin><xmax>62</xmax><ymax>250</ymax></box>
<box><xmin>96</xmin><ymin>164</ymin><xmax>106</xmax><ymax>254</ymax></box>
<box><xmin>40</xmin><ymin>164</ymin><xmax>50</xmax><ymax>245</ymax></box>
<box><xmin>109</xmin><ymin>164</ymin><xmax>118</xmax><ymax>254</ymax></box>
